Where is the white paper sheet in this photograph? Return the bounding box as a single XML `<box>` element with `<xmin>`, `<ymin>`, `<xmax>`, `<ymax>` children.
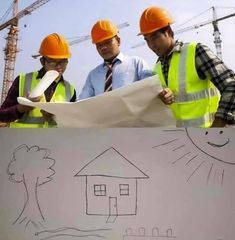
<box><xmin>18</xmin><ymin>76</ymin><xmax>175</xmax><ymax>127</ymax></box>
<box><xmin>0</xmin><ymin>128</ymin><xmax>235</xmax><ymax>240</ymax></box>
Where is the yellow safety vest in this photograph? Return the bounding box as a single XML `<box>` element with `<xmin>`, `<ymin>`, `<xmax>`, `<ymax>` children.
<box><xmin>153</xmin><ymin>42</ymin><xmax>220</xmax><ymax>127</ymax></box>
<box><xmin>10</xmin><ymin>71</ymin><xmax>75</xmax><ymax>128</ymax></box>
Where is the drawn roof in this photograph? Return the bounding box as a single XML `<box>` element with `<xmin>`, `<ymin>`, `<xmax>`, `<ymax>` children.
<box><xmin>75</xmin><ymin>147</ymin><xmax>149</xmax><ymax>179</ymax></box>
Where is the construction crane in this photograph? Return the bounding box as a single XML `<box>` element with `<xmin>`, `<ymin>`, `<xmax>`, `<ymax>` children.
<box><xmin>131</xmin><ymin>6</ymin><xmax>235</xmax><ymax>59</ymax></box>
<box><xmin>0</xmin><ymin>0</ymin><xmax>52</xmax><ymax>104</ymax></box>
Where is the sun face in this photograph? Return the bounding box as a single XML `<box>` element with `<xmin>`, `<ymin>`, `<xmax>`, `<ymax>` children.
<box><xmin>185</xmin><ymin>128</ymin><xmax>234</xmax><ymax>165</ymax></box>
<box><xmin>152</xmin><ymin>128</ymin><xmax>235</xmax><ymax>186</ymax></box>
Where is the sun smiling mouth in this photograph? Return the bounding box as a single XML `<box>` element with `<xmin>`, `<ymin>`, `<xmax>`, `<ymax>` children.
<box><xmin>207</xmin><ymin>138</ymin><xmax>230</xmax><ymax>147</ymax></box>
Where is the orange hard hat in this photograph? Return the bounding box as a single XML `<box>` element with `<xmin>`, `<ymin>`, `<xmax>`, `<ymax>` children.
<box><xmin>139</xmin><ymin>6</ymin><xmax>174</xmax><ymax>35</ymax></box>
<box><xmin>39</xmin><ymin>33</ymin><xmax>71</xmax><ymax>59</ymax></box>
<box><xmin>91</xmin><ymin>20</ymin><xmax>118</xmax><ymax>44</ymax></box>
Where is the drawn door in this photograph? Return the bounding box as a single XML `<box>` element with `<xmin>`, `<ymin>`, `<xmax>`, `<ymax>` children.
<box><xmin>109</xmin><ymin>197</ymin><xmax>118</xmax><ymax>216</ymax></box>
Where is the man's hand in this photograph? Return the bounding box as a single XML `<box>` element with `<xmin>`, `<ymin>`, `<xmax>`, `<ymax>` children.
<box><xmin>16</xmin><ymin>104</ymin><xmax>34</xmax><ymax>113</ymax></box>
<box><xmin>27</xmin><ymin>95</ymin><xmax>41</xmax><ymax>102</ymax></box>
<box><xmin>16</xmin><ymin>95</ymin><xmax>41</xmax><ymax>114</ymax></box>
<box><xmin>158</xmin><ymin>88</ymin><xmax>174</xmax><ymax>105</ymax></box>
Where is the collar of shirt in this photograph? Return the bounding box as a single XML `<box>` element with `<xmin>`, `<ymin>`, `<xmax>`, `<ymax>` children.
<box><xmin>102</xmin><ymin>52</ymin><xmax>124</xmax><ymax>68</ymax></box>
<box><xmin>157</xmin><ymin>40</ymin><xmax>183</xmax><ymax>63</ymax></box>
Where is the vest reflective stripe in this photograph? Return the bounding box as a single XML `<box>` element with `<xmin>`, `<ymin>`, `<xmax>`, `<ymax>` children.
<box><xmin>154</xmin><ymin>42</ymin><xmax>220</xmax><ymax>127</ymax></box>
<box><xmin>174</xmin><ymin>88</ymin><xmax>219</xmax><ymax>102</ymax></box>
<box><xmin>176</xmin><ymin>112</ymin><xmax>215</xmax><ymax>127</ymax></box>
<box><xmin>24</xmin><ymin>72</ymin><xmax>34</xmax><ymax>96</ymax></box>
<box><xmin>178</xmin><ymin>44</ymin><xmax>187</xmax><ymax>93</ymax></box>
<box><xmin>64</xmin><ymin>80</ymin><xmax>73</xmax><ymax>101</ymax></box>
<box><xmin>10</xmin><ymin>71</ymin><xmax>74</xmax><ymax>128</ymax></box>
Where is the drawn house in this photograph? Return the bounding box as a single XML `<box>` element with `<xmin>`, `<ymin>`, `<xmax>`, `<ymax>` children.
<box><xmin>75</xmin><ymin>147</ymin><xmax>149</xmax><ymax>223</ymax></box>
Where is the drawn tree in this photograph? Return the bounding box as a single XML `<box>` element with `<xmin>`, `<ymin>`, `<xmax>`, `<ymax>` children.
<box><xmin>7</xmin><ymin>144</ymin><xmax>55</xmax><ymax>229</ymax></box>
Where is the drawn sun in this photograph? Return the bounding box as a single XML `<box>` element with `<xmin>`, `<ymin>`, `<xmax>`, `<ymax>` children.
<box><xmin>152</xmin><ymin>128</ymin><xmax>235</xmax><ymax>186</ymax></box>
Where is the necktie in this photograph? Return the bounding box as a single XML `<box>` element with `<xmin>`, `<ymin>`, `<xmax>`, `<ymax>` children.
<box><xmin>104</xmin><ymin>61</ymin><xmax>116</xmax><ymax>92</ymax></box>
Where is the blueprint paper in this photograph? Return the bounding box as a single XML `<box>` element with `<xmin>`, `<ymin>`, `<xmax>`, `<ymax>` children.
<box><xmin>17</xmin><ymin>76</ymin><xmax>175</xmax><ymax>127</ymax></box>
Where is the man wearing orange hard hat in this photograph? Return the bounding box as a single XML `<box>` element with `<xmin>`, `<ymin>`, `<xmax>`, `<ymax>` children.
<box><xmin>79</xmin><ymin>19</ymin><xmax>152</xmax><ymax>99</ymax></box>
<box><xmin>0</xmin><ymin>33</ymin><xmax>76</xmax><ymax>128</ymax></box>
<box><xmin>139</xmin><ymin>6</ymin><xmax>235</xmax><ymax>127</ymax></box>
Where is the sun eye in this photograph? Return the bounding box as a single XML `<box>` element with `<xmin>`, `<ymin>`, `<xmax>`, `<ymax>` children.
<box><xmin>219</xmin><ymin>131</ymin><xmax>223</xmax><ymax>134</ymax></box>
<box><xmin>205</xmin><ymin>131</ymin><xmax>208</xmax><ymax>135</ymax></box>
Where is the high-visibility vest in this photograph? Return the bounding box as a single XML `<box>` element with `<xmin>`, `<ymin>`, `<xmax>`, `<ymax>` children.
<box><xmin>10</xmin><ymin>71</ymin><xmax>75</xmax><ymax>128</ymax></box>
<box><xmin>153</xmin><ymin>42</ymin><xmax>220</xmax><ymax>127</ymax></box>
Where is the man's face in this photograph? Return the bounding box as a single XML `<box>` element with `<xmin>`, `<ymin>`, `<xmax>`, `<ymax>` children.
<box><xmin>42</xmin><ymin>57</ymin><xmax>68</xmax><ymax>76</ymax></box>
<box><xmin>96</xmin><ymin>36</ymin><xmax>120</xmax><ymax>61</ymax></box>
<box><xmin>144</xmin><ymin>29</ymin><xmax>172</xmax><ymax>57</ymax></box>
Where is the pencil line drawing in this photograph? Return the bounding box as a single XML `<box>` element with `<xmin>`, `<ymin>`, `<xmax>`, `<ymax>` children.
<box><xmin>35</xmin><ymin>226</ymin><xmax>112</xmax><ymax>240</ymax></box>
<box><xmin>7</xmin><ymin>144</ymin><xmax>55</xmax><ymax>229</ymax></box>
<box><xmin>152</xmin><ymin>138</ymin><xmax>179</xmax><ymax>148</ymax></box>
<box><xmin>185</xmin><ymin>155</ymin><xmax>198</xmax><ymax>166</ymax></box>
<box><xmin>1</xmin><ymin>129</ymin><xmax>233</xmax><ymax>240</ymax></box>
<box><xmin>123</xmin><ymin>227</ymin><xmax>177</xmax><ymax>239</ymax></box>
<box><xmin>36</xmin><ymin>227</ymin><xmax>112</xmax><ymax>235</ymax></box>
<box><xmin>75</xmin><ymin>147</ymin><xmax>149</xmax><ymax>223</ymax></box>
<box><xmin>185</xmin><ymin>129</ymin><xmax>233</xmax><ymax>165</ymax></box>
<box><xmin>172</xmin><ymin>152</ymin><xmax>191</xmax><ymax>164</ymax></box>
<box><xmin>187</xmin><ymin>160</ymin><xmax>205</xmax><ymax>182</ymax></box>
<box><xmin>39</xmin><ymin>233</ymin><xmax>105</xmax><ymax>240</ymax></box>
<box><xmin>152</xmin><ymin>128</ymin><xmax>235</xmax><ymax>186</ymax></box>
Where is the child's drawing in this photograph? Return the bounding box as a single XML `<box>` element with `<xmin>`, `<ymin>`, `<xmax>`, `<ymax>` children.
<box><xmin>1</xmin><ymin>128</ymin><xmax>234</xmax><ymax>240</ymax></box>
<box><xmin>152</xmin><ymin>128</ymin><xmax>234</xmax><ymax>186</ymax></box>
<box><xmin>75</xmin><ymin>147</ymin><xmax>149</xmax><ymax>223</ymax></box>
<box><xmin>35</xmin><ymin>226</ymin><xmax>112</xmax><ymax>240</ymax></box>
<box><xmin>123</xmin><ymin>227</ymin><xmax>176</xmax><ymax>239</ymax></box>
<box><xmin>7</xmin><ymin>144</ymin><xmax>55</xmax><ymax>229</ymax></box>
<box><xmin>185</xmin><ymin>128</ymin><xmax>233</xmax><ymax>164</ymax></box>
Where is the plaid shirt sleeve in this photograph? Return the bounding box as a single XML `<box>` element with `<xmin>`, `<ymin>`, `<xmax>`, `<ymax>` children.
<box><xmin>195</xmin><ymin>43</ymin><xmax>235</xmax><ymax>123</ymax></box>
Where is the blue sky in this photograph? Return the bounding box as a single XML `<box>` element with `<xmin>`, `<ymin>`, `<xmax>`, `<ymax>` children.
<box><xmin>0</xmin><ymin>0</ymin><xmax>235</xmax><ymax>100</ymax></box>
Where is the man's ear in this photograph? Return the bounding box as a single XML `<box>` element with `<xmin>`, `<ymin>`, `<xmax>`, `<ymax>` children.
<box><xmin>165</xmin><ymin>26</ymin><xmax>174</xmax><ymax>38</ymax></box>
<box><xmin>40</xmin><ymin>57</ymin><xmax>45</xmax><ymax>66</ymax></box>
<box><xmin>116</xmin><ymin>36</ymin><xmax>121</xmax><ymax>46</ymax></box>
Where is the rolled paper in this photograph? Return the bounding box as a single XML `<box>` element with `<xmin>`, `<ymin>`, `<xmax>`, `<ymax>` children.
<box><xmin>29</xmin><ymin>70</ymin><xmax>59</xmax><ymax>98</ymax></box>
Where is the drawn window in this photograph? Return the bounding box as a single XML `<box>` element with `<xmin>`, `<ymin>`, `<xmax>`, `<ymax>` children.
<box><xmin>94</xmin><ymin>184</ymin><xmax>106</xmax><ymax>196</ymax></box>
<box><xmin>119</xmin><ymin>184</ymin><xmax>129</xmax><ymax>196</ymax></box>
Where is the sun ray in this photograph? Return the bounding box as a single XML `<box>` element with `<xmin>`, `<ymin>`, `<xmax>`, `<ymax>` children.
<box><xmin>213</xmin><ymin>170</ymin><xmax>217</xmax><ymax>184</ymax></box>
<box><xmin>206</xmin><ymin>163</ymin><xmax>214</xmax><ymax>185</ymax></box>
<box><xmin>185</xmin><ymin>154</ymin><xmax>198</xmax><ymax>166</ymax></box>
<box><xmin>152</xmin><ymin>138</ymin><xmax>179</xmax><ymax>148</ymax></box>
<box><xmin>172</xmin><ymin>152</ymin><xmax>191</xmax><ymax>164</ymax></box>
<box><xmin>172</xmin><ymin>144</ymin><xmax>186</xmax><ymax>151</ymax></box>
<box><xmin>221</xmin><ymin>169</ymin><xmax>225</xmax><ymax>187</ymax></box>
<box><xmin>187</xmin><ymin>161</ymin><xmax>205</xmax><ymax>182</ymax></box>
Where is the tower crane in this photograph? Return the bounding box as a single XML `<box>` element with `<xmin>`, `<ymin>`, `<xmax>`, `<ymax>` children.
<box><xmin>0</xmin><ymin>0</ymin><xmax>52</xmax><ymax>103</ymax></box>
<box><xmin>132</xmin><ymin>7</ymin><xmax>235</xmax><ymax>60</ymax></box>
